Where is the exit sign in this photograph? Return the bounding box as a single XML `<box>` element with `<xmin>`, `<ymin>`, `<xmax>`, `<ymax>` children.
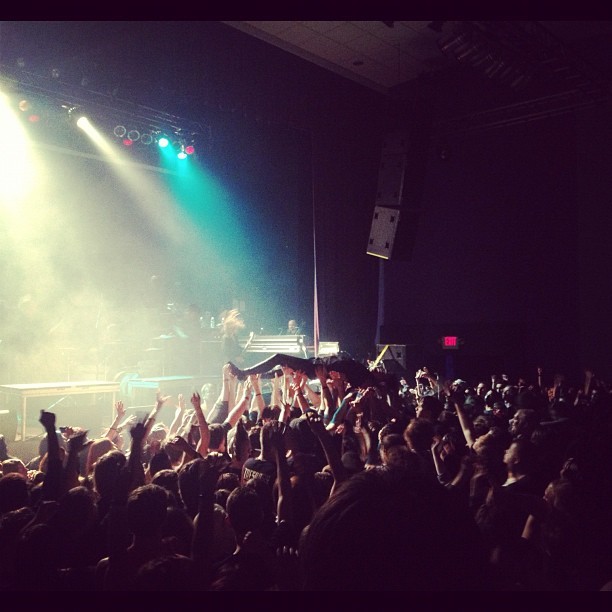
<box><xmin>443</xmin><ymin>336</ymin><xmax>458</xmax><ymax>349</ymax></box>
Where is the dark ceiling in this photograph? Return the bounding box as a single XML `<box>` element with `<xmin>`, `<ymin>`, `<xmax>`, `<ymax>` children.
<box><xmin>1</xmin><ymin>20</ymin><xmax>612</xmax><ymax>138</ymax></box>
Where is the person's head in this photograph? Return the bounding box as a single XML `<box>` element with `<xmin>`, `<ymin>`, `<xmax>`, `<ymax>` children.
<box><xmin>403</xmin><ymin>418</ymin><xmax>435</xmax><ymax>453</ymax></box>
<box><xmin>1</xmin><ymin>458</ymin><xmax>27</xmax><ymax>479</ymax></box>
<box><xmin>92</xmin><ymin>449</ymin><xmax>126</xmax><ymax>499</ymax></box>
<box><xmin>208</xmin><ymin>424</ymin><xmax>228</xmax><ymax>453</ymax></box>
<box><xmin>178</xmin><ymin>459</ymin><xmax>203</xmax><ymax>518</ymax></box>
<box><xmin>149</xmin><ymin>450</ymin><xmax>172</xmax><ymax>478</ymax></box>
<box><xmin>216</xmin><ymin>472</ymin><xmax>240</xmax><ymax>493</ymax></box>
<box><xmin>0</xmin><ymin>473</ymin><xmax>30</xmax><ymax>514</ymax></box>
<box><xmin>50</xmin><ymin>486</ymin><xmax>98</xmax><ymax>537</ymax></box>
<box><xmin>509</xmin><ymin>408</ymin><xmax>539</xmax><ymax>439</ymax></box>
<box><xmin>379</xmin><ymin>433</ymin><xmax>407</xmax><ymax>465</ymax></box>
<box><xmin>503</xmin><ymin>439</ymin><xmax>537</xmax><ymax>477</ymax></box>
<box><xmin>287</xmin><ymin>319</ymin><xmax>298</xmax><ymax>333</ymax></box>
<box><xmin>127</xmin><ymin>484</ymin><xmax>170</xmax><ymax>539</ymax></box>
<box><xmin>299</xmin><ymin>466</ymin><xmax>489</xmax><ymax>590</ymax></box>
<box><xmin>415</xmin><ymin>395</ymin><xmax>444</xmax><ymax>422</ymax></box>
<box><xmin>0</xmin><ymin>435</ymin><xmax>10</xmax><ymax>461</ymax></box>
<box><xmin>476</xmin><ymin>381</ymin><xmax>489</xmax><ymax>396</ymax></box>
<box><xmin>225</xmin><ymin>485</ymin><xmax>264</xmax><ymax>541</ymax></box>
<box><xmin>221</xmin><ymin>309</ymin><xmax>245</xmax><ymax>335</ymax></box>
<box><xmin>38</xmin><ymin>431</ymin><xmax>68</xmax><ymax>457</ymax></box>
<box><xmin>151</xmin><ymin>469</ymin><xmax>181</xmax><ymax>506</ymax></box>
<box><xmin>85</xmin><ymin>438</ymin><xmax>117</xmax><ymax>476</ymax></box>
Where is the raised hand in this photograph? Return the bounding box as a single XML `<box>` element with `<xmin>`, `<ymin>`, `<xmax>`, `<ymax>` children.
<box><xmin>305</xmin><ymin>411</ymin><xmax>326</xmax><ymax>436</ymax></box>
<box><xmin>268</xmin><ymin>420</ymin><xmax>286</xmax><ymax>454</ymax></box>
<box><xmin>39</xmin><ymin>409</ymin><xmax>56</xmax><ymax>431</ymax></box>
<box><xmin>155</xmin><ymin>391</ymin><xmax>171</xmax><ymax>411</ymax></box>
<box><xmin>314</xmin><ymin>364</ymin><xmax>328</xmax><ymax>384</ymax></box>
<box><xmin>130</xmin><ymin>419</ymin><xmax>148</xmax><ymax>445</ymax></box>
<box><xmin>115</xmin><ymin>400</ymin><xmax>126</xmax><ymax>419</ymax></box>
<box><xmin>120</xmin><ymin>414</ymin><xmax>137</xmax><ymax>430</ymax></box>
<box><xmin>191</xmin><ymin>392</ymin><xmax>202</xmax><ymax>410</ymax></box>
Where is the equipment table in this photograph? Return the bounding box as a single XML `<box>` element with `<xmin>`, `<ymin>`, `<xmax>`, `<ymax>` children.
<box><xmin>0</xmin><ymin>380</ymin><xmax>120</xmax><ymax>441</ymax></box>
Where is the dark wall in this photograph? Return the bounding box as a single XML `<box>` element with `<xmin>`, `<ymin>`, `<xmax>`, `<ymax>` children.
<box><xmin>3</xmin><ymin>21</ymin><xmax>610</xmax><ymax>383</ymax></box>
<box><xmin>380</xmin><ymin>110</ymin><xmax>581</xmax><ymax>381</ymax></box>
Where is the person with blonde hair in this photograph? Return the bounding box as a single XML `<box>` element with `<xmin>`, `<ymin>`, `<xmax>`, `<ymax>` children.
<box><xmin>220</xmin><ymin>309</ymin><xmax>246</xmax><ymax>366</ymax></box>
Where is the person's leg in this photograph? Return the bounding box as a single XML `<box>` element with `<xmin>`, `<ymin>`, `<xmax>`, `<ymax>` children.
<box><xmin>228</xmin><ymin>354</ymin><xmax>316</xmax><ymax>379</ymax></box>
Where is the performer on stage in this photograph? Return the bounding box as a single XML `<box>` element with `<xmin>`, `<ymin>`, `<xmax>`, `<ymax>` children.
<box><xmin>228</xmin><ymin>351</ymin><xmax>373</xmax><ymax>388</ymax></box>
<box><xmin>220</xmin><ymin>309</ymin><xmax>246</xmax><ymax>366</ymax></box>
<box><xmin>283</xmin><ymin>319</ymin><xmax>301</xmax><ymax>335</ymax></box>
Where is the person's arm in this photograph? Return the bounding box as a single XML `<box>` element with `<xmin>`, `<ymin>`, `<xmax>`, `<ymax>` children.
<box><xmin>453</xmin><ymin>399</ymin><xmax>476</xmax><ymax>448</ymax></box>
<box><xmin>62</xmin><ymin>429</ymin><xmax>88</xmax><ymax>492</ymax></box>
<box><xmin>126</xmin><ymin>419</ymin><xmax>148</xmax><ymax>492</ymax></box>
<box><xmin>191</xmin><ymin>454</ymin><xmax>226</xmax><ymax>588</ymax></box>
<box><xmin>102</xmin><ymin>419</ymin><xmax>149</xmax><ymax>591</ymax></box>
<box><xmin>327</xmin><ymin>371</ymin><xmax>347</xmax><ymax>407</ymax></box>
<box><xmin>224</xmin><ymin>378</ymin><xmax>253</xmax><ymax>429</ymax></box>
<box><xmin>291</xmin><ymin>370</ymin><xmax>311</xmax><ymax>414</ymax></box>
<box><xmin>104</xmin><ymin>400</ymin><xmax>125</xmax><ymax>442</ymax></box>
<box><xmin>176</xmin><ymin>408</ymin><xmax>195</xmax><ymax>439</ymax></box>
<box><xmin>269</xmin><ymin>421</ymin><xmax>293</xmax><ymax>525</ymax></box>
<box><xmin>431</xmin><ymin>436</ymin><xmax>449</xmax><ymax>484</ymax></box>
<box><xmin>167</xmin><ymin>393</ymin><xmax>186</xmax><ymax>439</ymax></box>
<box><xmin>302</xmin><ymin>379</ymin><xmax>322</xmax><ymax>409</ymax></box>
<box><xmin>38</xmin><ymin>410</ymin><xmax>62</xmax><ymax>502</ymax></box>
<box><xmin>190</xmin><ymin>392</ymin><xmax>210</xmax><ymax>456</ymax></box>
<box><xmin>250</xmin><ymin>374</ymin><xmax>266</xmax><ymax>421</ymax></box>
<box><xmin>269</xmin><ymin>370</ymin><xmax>284</xmax><ymax>411</ymax></box>
<box><xmin>145</xmin><ymin>391</ymin><xmax>171</xmax><ymax>439</ymax></box>
<box><xmin>315</xmin><ymin>364</ymin><xmax>335</xmax><ymax>425</ymax></box>
<box><xmin>232</xmin><ymin>418</ymin><xmax>251</xmax><ymax>470</ymax></box>
<box><xmin>305</xmin><ymin>411</ymin><xmax>349</xmax><ymax>496</ymax></box>
<box><xmin>166</xmin><ymin>434</ymin><xmax>202</xmax><ymax>468</ymax></box>
<box><xmin>206</xmin><ymin>364</ymin><xmax>234</xmax><ymax>423</ymax></box>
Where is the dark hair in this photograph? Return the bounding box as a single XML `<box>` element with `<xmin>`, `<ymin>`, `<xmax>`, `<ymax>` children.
<box><xmin>208</xmin><ymin>424</ymin><xmax>227</xmax><ymax>450</ymax></box>
<box><xmin>127</xmin><ymin>484</ymin><xmax>169</xmax><ymax>537</ymax></box>
<box><xmin>226</xmin><ymin>486</ymin><xmax>264</xmax><ymax>538</ymax></box>
<box><xmin>300</xmin><ymin>466</ymin><xmax>489</xmax><ymax>590</ymax></box>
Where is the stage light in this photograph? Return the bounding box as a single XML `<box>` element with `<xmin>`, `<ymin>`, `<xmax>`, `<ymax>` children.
<box><xmin>76</xmin><ymin>116</ymin><xmax>90</xmax><ymax>130</ymax></box>
<box><xmin>114</xmin><ymin>125</ymin><xmax>127</xmax><ymax>138</ymax></box>
<box><xmin>17</xmin><ymin>99</ymin><xmax>41</xmax><ymax>123</ymax></box>
<box><xmin>51</xmin><ymin>68</ymin><xmax>61</xmax><ymax>79</ymax></box>
<box><xmin>122</xmin><ymin>138</ymin><xmax>133</xmax><ymax>146</ymax></box>
<box><xmin>140</xmin><ymin>132</ymin><xmax>153</xmax><ymax>145</ymax></box>
<box><xmin>185</xmin><ymin>144</ymin><xmax>195</xmax><ymax>155</ymax></box>
<box><xmin>158</xmin><ymin>136</ymin><xmax>169</xmax><ymax>148</ymax></box>
<box><xmin>127</xmin><ymin>129</ymin><xmax>140</xmax><ymax>142</ymax></box>
<box><xmin>177</xmin><ymin>146</ymin><xmax>187</xmax><ymax>160</ymax></box>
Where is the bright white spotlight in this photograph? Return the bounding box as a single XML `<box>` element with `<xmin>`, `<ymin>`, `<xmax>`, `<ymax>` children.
<box><xmin>76</xmin><ymin>116</ymin><xmax>91</xmax><ymax>130</ymax></box>
<box><xmin>0</xmin><ymin>89</ymin><xmax>36</xmax><ymax>205</ymax></box>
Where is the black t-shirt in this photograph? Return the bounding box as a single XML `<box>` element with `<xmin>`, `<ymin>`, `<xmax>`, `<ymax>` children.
<box><xmin>241</xmin><ymin>457</ymin><xmax>277</xmax><ymax>487</ymax></box>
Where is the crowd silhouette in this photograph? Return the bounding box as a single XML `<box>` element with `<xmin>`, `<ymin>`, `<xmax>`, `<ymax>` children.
<box><xmin>0</xmin><ymin>355</ymin><xmax>611</xmax><ymax>591</ymax></box>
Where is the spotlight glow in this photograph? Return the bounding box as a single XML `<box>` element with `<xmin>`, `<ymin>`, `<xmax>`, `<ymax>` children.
<box><xmin>158</xmin><ymin>137</ymin><xmax>169</xmax><ymax>148</ymax></box>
